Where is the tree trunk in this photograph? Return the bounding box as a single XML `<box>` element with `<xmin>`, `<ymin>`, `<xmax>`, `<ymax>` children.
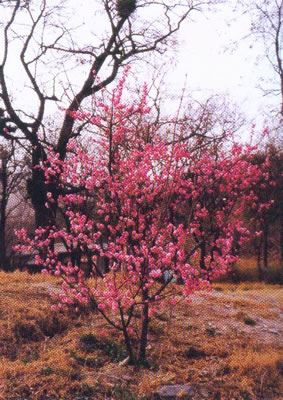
<box><xmin>256</xmin><ymin>235</ymin><xmax>263</xmax><ymax>281</ymax></box>
<box><xmin>27</xmin><ymin>147</ymin><xmax>57</xmax><ymax>229</ymax></box>
<box><xmin>119</xmin><ymin>307</ymin><xmax>136</xmax><ymax>365</ymax></box>
<box><xmin>200</xmin><ymin>239</ymin><xmax>206</xmax><ymax>270</ymax></box>
<box><xmin>138</xmin><ymin>289</ymin><xmax>149</xmax><ymax>365</ymax></box>
<box><xmin>0</xmin><ymin>154</ymin><xmax>7</xmax><ymax>270</ymax></box>
<box><xmin>263</xmin><ymin>221</ymin><xmax>269</xmax><ymax>270</ymax></box>
<box><xmin>280</xmin><ymin>187</ymin><xmax>283</xmax><ymax>263</ymax></box>
<box><xmin>123</xmin><ymin>326</ymin><xmax>136</xmax><ymax>365</ymax></box>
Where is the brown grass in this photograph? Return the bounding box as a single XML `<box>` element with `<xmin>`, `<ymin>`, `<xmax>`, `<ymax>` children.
<box><xmin>0</xmin><ymin>270</ymin><xmax>282</xmax><ymax>400</ymax></box>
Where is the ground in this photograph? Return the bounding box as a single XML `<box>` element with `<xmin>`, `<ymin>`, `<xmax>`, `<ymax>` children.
<box><xmin>0</xmin><ymin>271</ymin><xmax>282</xmax><ymax>400</ymax></box>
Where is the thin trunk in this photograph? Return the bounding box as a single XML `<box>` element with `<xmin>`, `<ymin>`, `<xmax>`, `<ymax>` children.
<box><xmin>257</xmin><ymin>235</ymin><xmax>263</xmax><ymax>281</ymax></box>
<box><xmin>263</xmin><ymin>222</ymin><xmax>269</xmax><ymax>270</ymax></box>
<box><xmin>138</xmin><ymin>289</ymin><xmax>149</xmax><ymax>365</ymax></box>
<box><xmin>280</xmin><ymin>187</ymin><xmax>283</xmax><ymax>263</ymax></box>
<box><xmin>0</xmin><ymin>155</ymin><xmax>7</xmax><ymax>270</ymax></box>
<box><xmin>85</xmin><ymin>250</ymin><xmax>93</xmax><ymax>278</ymax></box>
<box><xmin>119</xmin><ymin>307</ymin><xmax>135</xmax><ymax>365</ymax></box>
<box><xmin>200</xmin><ymin>239</ymin><xmax>206</xmax><ymax>270</ymax></box>
<box><xmin>123</xmin><ymin>326</ymin><xmax>136</xmax><ymax>365</ymax></box>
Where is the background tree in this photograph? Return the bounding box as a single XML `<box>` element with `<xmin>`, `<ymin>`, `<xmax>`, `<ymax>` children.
<box><xmin>244</xmin><ymin>142</ymin><xmax>283</xmax><ymax>279</ymax></box>
<box><xmin>0</xmin><ymin>148</ymin><xmax>11</xmax><ymax>271</ymax></box>
<box><xmin>0</xmin><ymin>140</ymin><xmax>28</xmax><ymax>272</ymax></box>
<box><xmin>0</xmin><ymin>147</ymin><xmax>28</xmax><ymax>271</ymax></box>
<box><xmin>0</xmin><ymin>0</ymin><xmax>221</xmax><ymax>228</ymax></box>
<box><xmin>0</xmin><ymin>108</ymin><xmax>17</xmax><ymax>270</ymax></box>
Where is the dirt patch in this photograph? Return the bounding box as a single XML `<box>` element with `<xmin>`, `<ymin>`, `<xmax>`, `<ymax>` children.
<box><xmin>32</xmin><ymin>281</ymin><xmax>64</xmax><ymax>295</ymax></box>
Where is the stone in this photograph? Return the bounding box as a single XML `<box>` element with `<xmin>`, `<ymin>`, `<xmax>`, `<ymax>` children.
<box><xmin>205</xmin><ymin>327</ymin><xmax>216</xmax><ymax>336</ymax></box>
<box><xmin>118</xmin><ymin>356</ymin><xmax>129</xmax><ymax>366</ymax></box>
<box><xmin>276</xmin><ymin>358</ymin><xmax>283</xmax><ymax>375</ymax></box>
<box><xmin>184</xmin><ymin>346</ymin><xmax>206</xmax><ymax>359</ymax></box>
<box><xmin>154</xmin><ymin>384</ymin><xmax>194</xmax><ymax>400</ymax></box>
<box><xmin>268</xmin><ymin>328</ymin><xmax>279</xmax><ymax>335</ymax></box>
<box><xmin>198</xmin><ymin>387</ymin><xmax>210</xmax><ymax>398</ymax></box>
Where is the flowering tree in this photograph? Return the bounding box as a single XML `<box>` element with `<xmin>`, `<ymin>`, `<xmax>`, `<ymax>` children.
<box><xmin>15</xmin><ymin>75</ymin><xmax>270</xmax><ymax>365</ymax></box>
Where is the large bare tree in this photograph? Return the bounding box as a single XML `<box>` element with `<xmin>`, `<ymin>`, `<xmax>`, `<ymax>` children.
<box><xmin>0</xmin><ymin>0</ymin><xmax>222</xmax><ymax>228</ymax></box>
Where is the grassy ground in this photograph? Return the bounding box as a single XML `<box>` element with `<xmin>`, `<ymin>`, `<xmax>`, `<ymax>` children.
<box><xmin>0</xmin><ymin>270</ymin><xmax>282</xmax><ymax>400</ymax></box>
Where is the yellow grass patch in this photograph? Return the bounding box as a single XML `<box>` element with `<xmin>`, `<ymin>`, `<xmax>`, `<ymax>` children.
<box><xmin>229</xmin><ymin>348</ymin><xmax>281</xmax><ymax>373</ymax></box>
<box><xmin>213</xmin><ymin>281</ymin><xmax>282</xmax><ymax>292</ymax></box>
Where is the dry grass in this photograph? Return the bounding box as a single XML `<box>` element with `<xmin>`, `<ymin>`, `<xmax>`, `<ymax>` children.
<box><xmin>0</xmin><ymin>270</ymin><xmax>282</xmax><ymax>400</ymax></box>
<box><xmin>227</xmin><ymin>348</ymin><xmax>282</xmax><ymax>396</ymax></box>
<box><xmin>213</xmin><ymin>281</ymin><xmax>281</xmax><ymax>291</ymax></box>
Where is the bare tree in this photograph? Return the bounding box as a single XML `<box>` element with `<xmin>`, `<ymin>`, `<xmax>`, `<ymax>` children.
<box><xmin>164</xmin><ymin>94</ymin><xmax>245</xmax><ymax>150</ymax></box>
<box><xmin>238</xmin><ymin>0</ymin><xmax>282</xmax><ymax>116</ymax></box>
<box><xmin>0</xmin><ymin>148</ymin><xmax>10</xmax><ymax>270</ymax></box>
<box><xmin>0</xmin><ymin>142</ymin><xmax>26</xmax><ymax>270</ymax></box>
<box><xmin>238</xmin><ymin>0</ymin><xmax>283</xmax><ymax>269</ymax></box>
<box><xmin>0</xmin><ymin>0</ymin><xmax>223</xmax><ymax>228</ymax></box>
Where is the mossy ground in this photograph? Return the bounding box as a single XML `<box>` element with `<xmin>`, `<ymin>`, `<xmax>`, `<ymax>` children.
<box><xmin>0</xmin><ymin>268</ymin><xmax>282</xmax><ymax>400</ymax></box>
